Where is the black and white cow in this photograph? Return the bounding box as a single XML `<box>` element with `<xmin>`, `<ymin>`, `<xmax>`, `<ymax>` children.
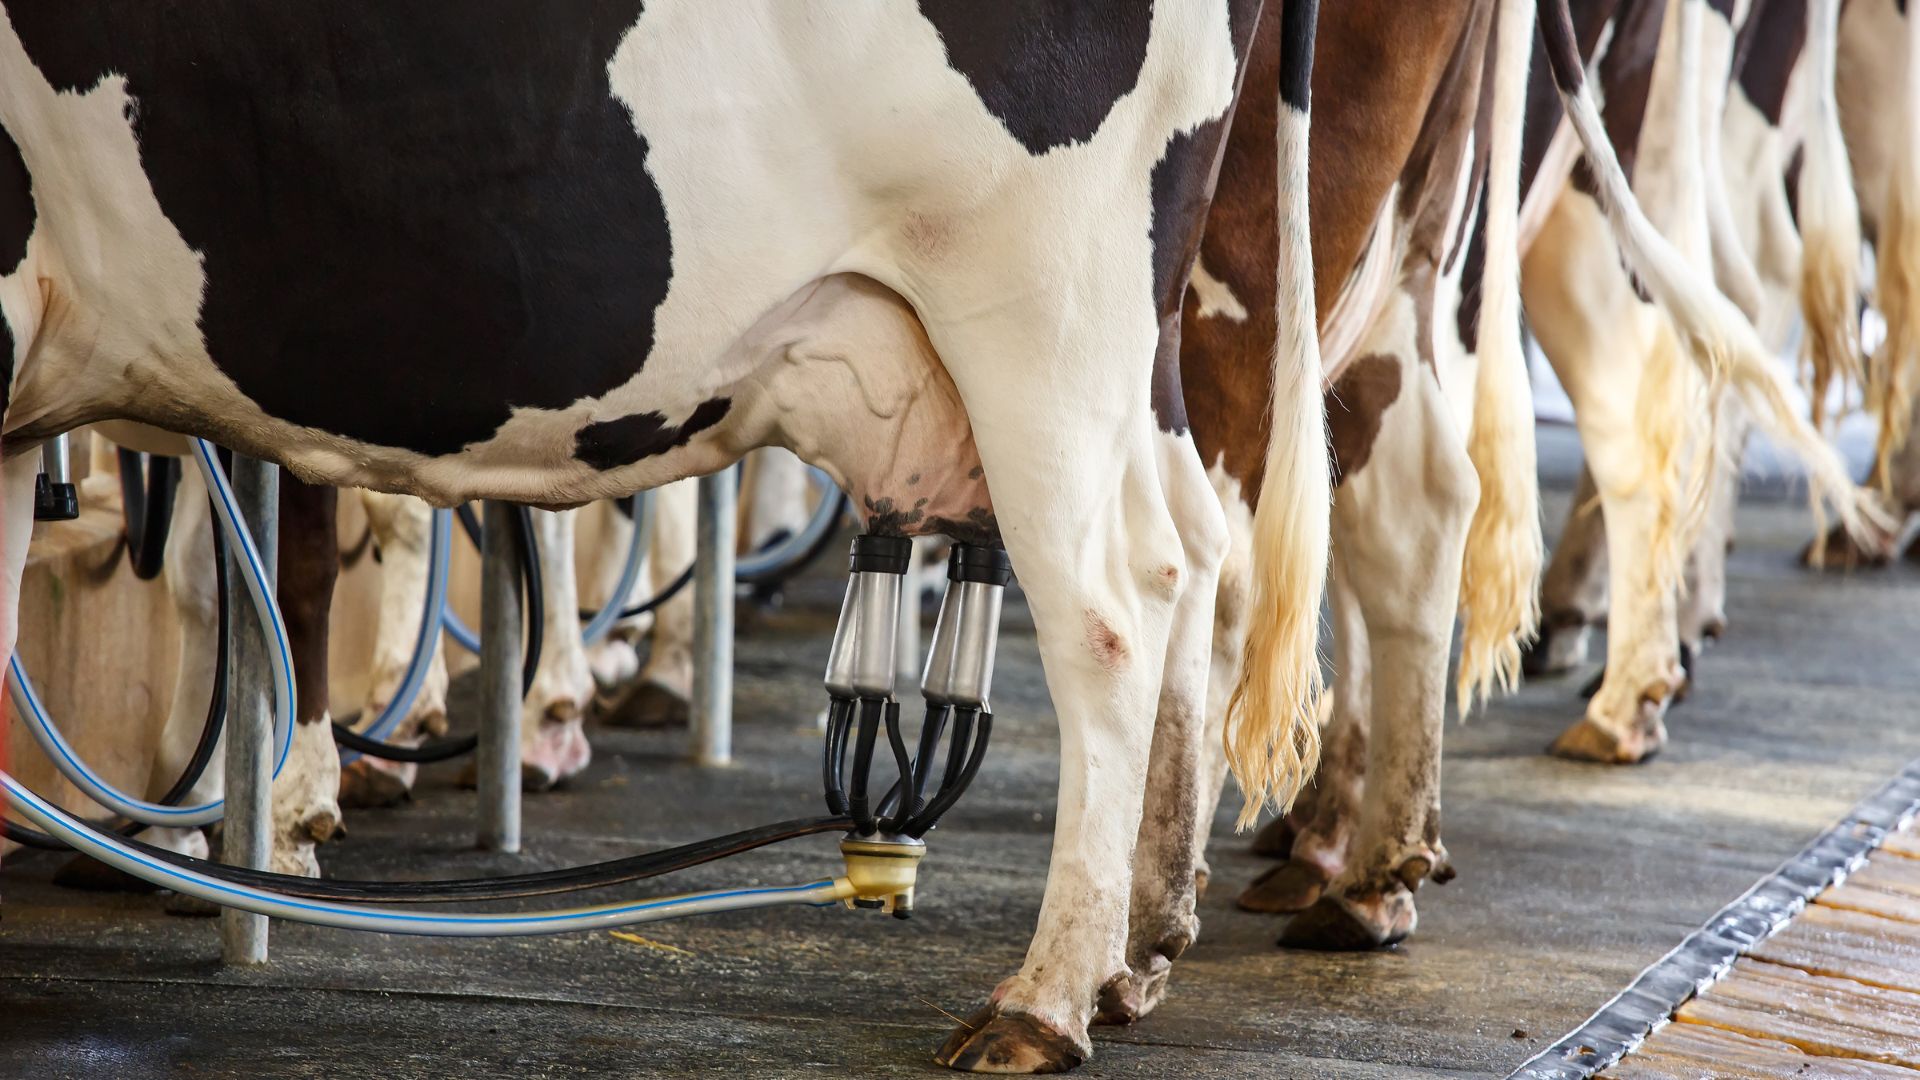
<box><xmin>0</xmin><ymin>3</ymin><xmax>1330</xmax><ymax>1069</ymax></box>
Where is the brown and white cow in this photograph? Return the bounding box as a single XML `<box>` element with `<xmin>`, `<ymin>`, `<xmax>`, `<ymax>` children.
<box><xmin>1155</xmin><ymin>0</ymin><xmax>1875</xmax><ymax>965</ymax></box>
<box><xmin>1142</xmin><ymin>0</ymin><xmax>1543</xmax><ymax>961</ymax></box>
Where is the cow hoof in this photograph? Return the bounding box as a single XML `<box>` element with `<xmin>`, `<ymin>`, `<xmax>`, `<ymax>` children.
<box><xmin>269</xmin><ymin>841</ymin><xmax>323</xmax><ymax>879</ymax></box>
<box><xmin>587</xmin><ymin>639</ymin><xmax>642</xmax><ymax>694</ymax></box>
<box><xmin>1907</xmin><ymin>534</ymin><xmax>1920</xmax><ymax>565</ymax></box>
<box><xmin>1802</xmin><ymin>522</ymin><xmax>1896</xmax><ymax>570</ymax></box>
<box><xmin>1248</xmin><ymin>815</ymin><xmax>1296</xmax><ymax>858</ymax></box>
<box><xmin>1549</xmin><ymin>714</ymin><xmax>1664</xmax><ymax>764</ymax></box>
<box><xmin>522</xmin><ymin>761</ymin><xmax>560</xmax><ymax>793</ymax></box>
<box><xmin>1280</xmin><ymin>888</ymin><xmax>1415</xmax><ymax>951</ymax></box>
<box><xmin>1237</xmin><ymin>859</ymin><xmax>1329</xmax><ymax>914</ymax></box>
<box><xmin>338</xmin><ymin>758</ymin><xmax>414</xmax><ymax>809</ymax></box>
<box><xmin>600</xmin><ymin>680</ymin><xmax>691</xmax><ymax>730</ymax></box>
<box><xmin>53</xmin><ymin>854</ymin><xmax>162</xmax><ymax>894</ymax></box>
<box><xmin>517</xmin><ymin>710</ymin><xmax>593</xmax><ymax>789</ymax></box>
<box><xmin>1093</xmin><ymin>956</ymin><xmax>1172</xmax><ymax>1027</ymax></box>
<box><xmin>935</xmin><ymin>1007</ymin><xmax>1085</xmax><ymax>1074</ymax></box>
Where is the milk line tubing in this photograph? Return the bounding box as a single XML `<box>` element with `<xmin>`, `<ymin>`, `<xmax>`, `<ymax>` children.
<box><xmin>329</xmin><ymin>504</ymin><xmax>542</xmax><ymax>765</ymax></box>
<box><xmin>1</xmin><ymin>447</ymin><xmax>235</xmax><ymax>851</ymax></box>
<box><xmin>0</xmin><ymin>503</ymin><xmax>229</xmax><ymax>851</ymax></box>
<box><xmin>6</xmin><ymin>485</ymin><xmax>1009</xmax><ymax>922</ymax></box>
<box><xmin>576</xmin><ymin>479</ymin><xmax>851</xmax><ymax>626</ymax></box>
<box><xmin>342</xmin><ymin>476</ymin><xmax>841</xmax><ymax>766</ymax></box>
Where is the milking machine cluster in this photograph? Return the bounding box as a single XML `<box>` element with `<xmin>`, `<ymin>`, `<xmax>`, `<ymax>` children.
<box><xmin>823</xmin><ymin>536</ymin><xmax>1008</xmax><ymax>916</ymax></box>
<box><xmin>3</xmin><ymin>434</ymin><xmax>1008</xmax><ymax>943</ymax></box>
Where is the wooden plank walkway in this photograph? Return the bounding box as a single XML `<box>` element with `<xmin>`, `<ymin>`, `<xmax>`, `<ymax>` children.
<box><xmin>1607</xmin><ymin>822</ymin><xmax>1920</xmax><ymax>1078</ymax></box>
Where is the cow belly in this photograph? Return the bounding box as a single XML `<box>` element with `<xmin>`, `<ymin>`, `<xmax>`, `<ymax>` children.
<box><xmin>0</xmin><ymin>0</ymin><xmax>1223</xmax><ymax>530</ymax></box>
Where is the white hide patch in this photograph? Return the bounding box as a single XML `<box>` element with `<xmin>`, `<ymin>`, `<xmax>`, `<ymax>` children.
<box><xmin>1190</xmin><ymin>258</ymin><xmax>1248</xmax><ymax>321</ymax></box>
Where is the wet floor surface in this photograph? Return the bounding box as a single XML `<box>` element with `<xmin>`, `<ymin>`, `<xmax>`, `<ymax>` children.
<box><xmin>5</xmin><ymin>432</ymin><xmax>1920</xmax><ymax>1079</ymax></box>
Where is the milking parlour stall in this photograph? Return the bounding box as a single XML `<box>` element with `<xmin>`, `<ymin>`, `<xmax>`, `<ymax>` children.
<box><xmin>7</xmin><ymin>2</ymin><xmax>1920</xmax><ymax>1078</ymax></box>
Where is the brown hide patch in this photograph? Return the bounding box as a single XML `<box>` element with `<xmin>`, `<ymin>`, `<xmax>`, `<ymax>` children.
<box><xmin>276</xmin><ymin>478</ymin><xmax>340</xmax><ymax>726</ymax></box>
<box><xmin>1733</xmin><ymin>0</ymin><xmax>1806</xmax><ymax>126</ymax></box>
<box><xmin>1180</xmin><ymin>4</ymin><xmax>1281</xmax><ymax>496</ymax></box>
<box><xmin>1182</xmin><ymin>1</ymin><xmax>1480</xmax><ymax>505</ymax></box>
<box><xmin>1327</xmin><ymin>353</ymin><xmax>1402</xmax><ymax>485</ymax></box>
<box><xmin>1569</xmin><ymin>0</ymin><xmax>1669</xmax><ymax>198</ymax></box>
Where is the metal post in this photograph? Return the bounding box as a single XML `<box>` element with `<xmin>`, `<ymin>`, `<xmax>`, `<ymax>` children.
<box><xmin>476</xmin><ymin>500</ymin><xmax>522</xmax><ymax>852</ymax></box>
<box><xmin>692</xmin><ymin>470</ymin><xmax>735</xmax><ymax>766</ymax></box>
<box><xmin>222</xmin><ymin>454</ymin><xmax>276</xmax><ymax>966</ymax></box>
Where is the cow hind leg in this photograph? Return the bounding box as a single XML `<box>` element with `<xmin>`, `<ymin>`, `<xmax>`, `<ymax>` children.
<box><xmin>1677</xmin><ymin>397</ymin><xmax>1747</xmax><ymax>674</ymax></box>
<box><xmin>1525</xmin><ymin>465</ymin><xmax>1608</xmax><ymax>676</ymax></box>
<box><xmin>1092</xmin><ymin>430</ymin><xmax>1229</xmax><ymax>1027</ymax></box>
<box><xmin>600</xmin><ymin>478</ymin><xmax>696</xmax><ymax>730</ymax></box>
<box><xmin>1192</xmin><ymin>465</ymin><xmax>1253</xmax><ymax>886</ymax></box>
<box><xmin>1527</xmin><ymin>195</ymin><xmax>1688</xmax><ymax>764</ymax></box>
<box><xmin>339</xmin><ymin>492</ymin><xmax>448</xmax><ymax>808</ymax></box>
<box><xmin>1282</xmin><ymin>349</ymin><xmax>1475</xmax><ymax>952</ymax></box>
<box><xmin>1240</xmin><ymin>565</ymin><xmax>1368</xmax><ymax>915</ymax></box>
<box><xmin>518</xmin><ymin>508</ymin><xmax>594</xmax><ymax>790</ymax></box>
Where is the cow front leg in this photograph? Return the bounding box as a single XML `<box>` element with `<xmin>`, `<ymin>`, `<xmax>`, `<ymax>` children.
<box><xmin>1284</xmin><ymin>353</ymin><xmax>1475</xmax><ymax>951</ymax></box>
<box><xmin>578</xmin><ymin>498</ymin><xmax>646</xmax><ymax>693</ymax></box>
<box><xmin>267</xmin><ymin>478</ymin><xmax>344</xmax><ymax>878</ymax></box>
<box><xmin>139</xmin><ymin>465</ymin><xmax>223</xmax><ymax>862</ymax></box>
<box><xmin>1240</xmin><ymin>565</ymin><xmax>1367</xmax><ymax>915</ymax></box>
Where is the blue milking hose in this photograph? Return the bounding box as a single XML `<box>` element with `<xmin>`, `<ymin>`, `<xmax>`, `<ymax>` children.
<box><xmin>0</xmin><ymin>774</ymin><xmax>850</xmax><ymax>935</ymax></box>
<box><xmin>335</xmin><ymin>507</ymin><xmax>452</xmax><ymax>762</ymax></box>
<box><xmin>7</xmin><ymin>440</ymin><xmax>295</xmax><ymax>827</ymax></box>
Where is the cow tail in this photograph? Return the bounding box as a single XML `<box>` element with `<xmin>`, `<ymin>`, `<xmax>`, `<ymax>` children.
<box><xmin>1224</xmin><ymin>0</ymin><xmax>1328</xmax><ymax>827</ymax></box>
<box><xmin>1797</xmin><ymin>0</ymin><xmax>1865</xmax><ymax>438</ymax></box>
<box><xmin>1534</xmin><ymin>0</ymin><xmax>1882</xmax><ymax>552</ymax></box>
<box><xmin>1871</xmin><ymin>0</ymin><xmax>1920</xmax><ymax>496</ymax></box>
<box><xmin>1457</xmin><ymin>0</ymin><xmax>1543</xmax><ymax>717</ymax></box>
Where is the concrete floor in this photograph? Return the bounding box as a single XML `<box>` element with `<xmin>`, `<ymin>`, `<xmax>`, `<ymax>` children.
<box><xmin>4</xmin><ymin>428</ymin><xmax>1919</xmax><ymax>1079</ymax></box>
